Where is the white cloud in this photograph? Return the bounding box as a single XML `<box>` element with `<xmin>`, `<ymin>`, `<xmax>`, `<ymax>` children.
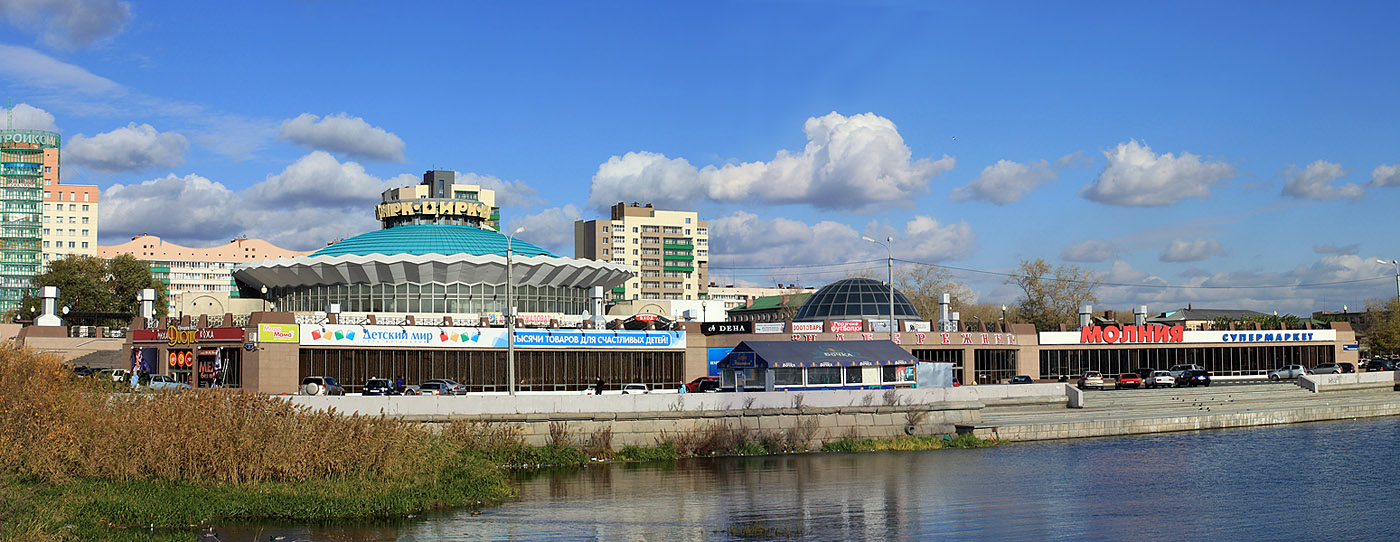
<box><xmin>278</xmin><ymin>113</ymin><xmax>406</xmax><ymax>162</ymax></box>
<box><xmin>1313</xmin><ymin>243</ymin><xmax>1359</xmax><ymax>255</ymax></box>
<box><xmin>1061</xmin><ymin>240</ymin><xmax>1119</xmax><ymax>263</ymax></box>
<box><xmin>0</xmin><ymin>0</ymin><xmax>131</xmax><ymax>50</ymax></box>
<box><xmin>99</xmin><ymin>174</ymin><xmax>244</xmax><ymax>242</ymax></box>
<box><xmin>0</xmin><ymin>44</ymin><xmax>121</xmax><ymax>94</ymax></box>
<box><xmin>0</xmin><ymin>103</ymin><xmax>58</xmax><ymax>131</ymax></box>
<box><xmin>1159</xmin><ymin>239</ymin><xmax>1225</xmax><ymax>263</ymax></box>
<box><xmin>65</xmin><ymin>123</ymin><xmax>188</xmax><ymax>172</ymax></box>
<box><xmin>506</xmin><ymin>205</ymin><xmax>582</xmax><ymax>255</ymax></box>
<box><xmin>1282</xmin><ymin>160</ymin><xmax>1364</xmax><ymax>200</ymax></box>
<box><xmin>455</xmin><ymin>172</ymin><xmax>541</xmax><ymax>209</ymax></box>
<box><xmin>246</xmin><ymin>151</ymin><xmax>414</xmax><ymax>209</ymax></box>
<box><xmin>588</xmin><ymin>112</ymin><xmax>954</xmax><ymax>211</ymax></box>
<box><xmin>1368</xmin><ymin>164</ymin><xmax>1400</xmax><ymax>187</ymax></box>
<box><xmin>708</xmin><ymin>211</ymin><xmax>973</xmax><ymax>271</ymax></box>
<box><xmin>901</xmin><ymin>216</ymin><xmax>976</xmax><ymax>261</ymax></box>
<box><xmin>950</xmin><ymin>158</ymin><xmax>1056</xmax><ymax>204</ymax></box>
<box><xmin>1079</xmin><ymin>140</ymin><xmax>1235</xmax><ymax>206</ymax></box>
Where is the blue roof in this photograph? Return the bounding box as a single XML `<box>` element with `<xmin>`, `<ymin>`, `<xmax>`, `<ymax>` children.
<box><xmin>311</xmin><ymin>225</ymin><xmax>555</xmax><ymax>258</ymax></box>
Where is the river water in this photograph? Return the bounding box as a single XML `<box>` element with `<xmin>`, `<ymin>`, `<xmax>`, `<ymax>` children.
<box><xmin>220</xmin><ymin>417</ymin><xmax>1400</xmax><ymax>541</ymax></box>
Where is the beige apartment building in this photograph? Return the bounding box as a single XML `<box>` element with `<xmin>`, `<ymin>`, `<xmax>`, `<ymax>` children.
<box><xmin>99</xmin><ymin>235</ymin><xmax>311</xmax><ymax>315</ymax></box>
<box><xmin>575</xmin><ymin>202</ymin><xmax>708</xmax><ymax>302</ymax></box>
<box><xmin>707</xmin><ymin>284</ymin><xmax>816</xmax><ymax>310</ymax></box>
<box><xmin>42</xmin><ymin>184</ymin><xmax>99</xmax><ymax>264</ymax></box>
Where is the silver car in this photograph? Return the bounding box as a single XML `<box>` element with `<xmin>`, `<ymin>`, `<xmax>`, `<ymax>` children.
<box><xmin>1308</xmin><ymin>363</ymin><xmax>1342</xmax><ymax>375</ymax></box>
<box><xmin>1144</xmin><ymin>370</ymin><xmax>1175</xmax><ymax>389</ymax></box>
<box><xmin>1269</xmin><ymin>364</ymin><xmax>1306</xmax><ymax>380</ymax></box>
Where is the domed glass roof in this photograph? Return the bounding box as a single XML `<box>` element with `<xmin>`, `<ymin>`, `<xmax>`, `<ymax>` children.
<box><xmin>310</xmin><ymin>225</ymin><xmax>554</xmax><ymax>258</ymax></box>
<box><xmin>792</xmin><ymin>278</ymin><xmax>921</xmax><ymax>321</ymax></box>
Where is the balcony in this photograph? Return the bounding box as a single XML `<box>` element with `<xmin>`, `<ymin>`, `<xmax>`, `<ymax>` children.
<box><xmin>663</xmin><ymin>254</ymin><xmax>693</xmax><ymax>261</ymax></box>
<box><xmin>662</xmin><ymin>243</ymin><xmax>693</xmax><ymax>250</ymax></box>
<box><xmin>663</xmin><ymin>265</ymin><xmax>694</xmax><ymax>273</ymax></box>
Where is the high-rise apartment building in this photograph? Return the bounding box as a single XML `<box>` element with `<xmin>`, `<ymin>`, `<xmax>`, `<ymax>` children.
<box><xmin>575</xmin><ymin>202</ymin><xmax>708</xmax><ymax>302</ymax></box>
<box><xmin>0</xmin><ymin>129</ymin><xmax>58</xmax><ymax>311</ymax></box>
<box><xmin>41</xmin><ymin>184</ymin><xmax>99</xmax><ymax>263</ymax></box>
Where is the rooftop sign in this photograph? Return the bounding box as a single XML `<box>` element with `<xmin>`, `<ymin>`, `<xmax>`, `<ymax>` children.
<box><xmin>376</xmin><ymin>199</ymin><xmax>490</xmax><ymax>221</ymax></box>
<box><xmin>1040</xmin><ymin>327</ymin><xmax>1337</xmax><ymax>346</ymax></box>
<box><xmin>0</xmin><ymin>129</ymin><xmax>60</xmax><ymax>148</ymax></box>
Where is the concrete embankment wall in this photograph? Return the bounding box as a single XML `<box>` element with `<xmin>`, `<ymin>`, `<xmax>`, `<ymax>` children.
<box><xmin>1298</xmin><ymin>372</ymin><xmax>1400</xmax><ymax>393</ymax></box>
<box><xmin>288</xmin><ymin>384</ymin><xmax>1070</xmax><ymax>447</ymax></box>
<box><xmin>966</xmin><ymin>401</ymin><xmax>1400</xmax><ymax>442</ymax></box>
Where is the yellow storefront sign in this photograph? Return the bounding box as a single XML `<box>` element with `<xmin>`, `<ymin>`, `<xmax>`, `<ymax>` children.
<box><xmin>258</xmin><ymin>323</ymin><xmax>299</xmax><ymax>343</ymax></box>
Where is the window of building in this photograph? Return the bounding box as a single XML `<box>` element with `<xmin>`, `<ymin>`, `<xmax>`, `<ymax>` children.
<box><xmin>632</xmin><ymin>249</ymin><xmax>638</xmax><ymax>255</ymax></box>
<box><xmin>42</xmin><ymin>241</ymin><xmax>49</xmax><ymax>248</ymax></box>
<box><xmin>67</xmin><ymin>242</ymin><xmax>75</xmax><ymax>248</ymax></box>
<box><xmin>685</xmin><ymin>217</ymin><xmax>691</xmax><ymax>224</ymax></box>
<box><xmin>81</xmin><ymin>217</ymin><xmax>88</xmax><ymax>224</ymax></box>
<box><xmin>602</xmin><ymin>226</ymin><xmax>609</xmax><ymax>233</ymax></box>
<box><xmin>686</xmin><ymin>283</ymin><xmax>691</xmax><ymax>289</ymax></box>
<box><xmin>55</xmin><ymin>203</ymin><xmax>62</xmax><ymax>210</ymax></box>
<box><xmin>68</xmin><ymin>229</ymin><xmax>74</xmax><ymax>236</ymax></box>
<box><xmin>44</xmin><ymin>179</ymin><xmax>50</xmax><ymax>185</ymax></box>
<box><xmin>603</xmin><ymin>249</ymin><xmax>609</xmax><ymax>255</ymax></box>
<box><xmin>44</xmin><ymin>166</ymin><xmax>51</xmax><ymax>173</ymax></box>
<box><xmin>81</xmin><ymin>230</ymin><xmax>88</xmax><ymax>236</ymax></box>
<box><xmin>42</xmin><ymin>216</ymin><xmax>48</xmax><ymax>223</ymax></box>
<box><xmin>42</xmin><ymin>228</ymin><xmax>49</xmax><ymax>235</ymax></box>
<box><xmin>44</xmin><ymin>191</ymin><xmax>51</xmax><ymax>198</ymax></box>
<box><xmin>632</xmin><ymin>227</ymin><xmax>638</xmax><ymax>233</ymax></box>
<box><xmin>84</xmin><ymin>193</ymin><xmax>89</xmax><ymax>202</ymax></box>
<box><xmin>57</xmin><ymin>192</ymin><xmax>63</xmax><ymax>201</ymax></box>
<box><xmin>82</xmin><ymin>205</ymin><xmax>88</xmax><ymax>211</ymax></box>
<box><xmin>81</xmin><ymin>242</ymin><xmax>88</xmax><ymax>248</ymax></box>
<box><xmin>632</xmin><ymin>260</ymin><xmax>638</xmax><ymax>266</ymax></box>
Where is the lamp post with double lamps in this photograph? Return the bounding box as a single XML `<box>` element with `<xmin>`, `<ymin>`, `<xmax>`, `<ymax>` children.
<box><xmin>506</xmin><ymin>226</ymin><xmax>525</xmax><ymax>396</ymax></box>
<box><xmin>861</xmin><ymin>236</ymin><xmax>896</xmax><ymax>341</ymax></box>
<box><xmin>1379</xmin><ymin>259</ymin><xmax>1400</xmax><ymax>303</ymax></box>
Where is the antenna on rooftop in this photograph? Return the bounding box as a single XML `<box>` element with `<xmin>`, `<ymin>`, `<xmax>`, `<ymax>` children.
<box><xmin>6</xmin><ymin>99</ymin><xmax>12</xmax><ymax>129</ymax></box>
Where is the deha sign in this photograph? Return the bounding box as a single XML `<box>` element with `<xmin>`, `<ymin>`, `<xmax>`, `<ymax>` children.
<box><xmin>1080</xmin><ymin>325</ymin><xmax>1184</xmax><ymax>344</ymax></box>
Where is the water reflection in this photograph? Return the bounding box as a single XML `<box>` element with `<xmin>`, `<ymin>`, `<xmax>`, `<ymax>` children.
<box><xmin>218</xmin><ymin>417</ymin><xmax>1400</xmax><ymax>541</ymax></box>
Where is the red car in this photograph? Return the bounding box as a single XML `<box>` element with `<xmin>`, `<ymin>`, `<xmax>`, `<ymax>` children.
<box><xmin>1115</xmin><ymin>372</ymin><xmax>1142</xmax><ymax>390</ymax></box>
<box><xmin>685</xmin><ymin>376</ymin><xmax>720</xmax><ymax>393</ymax></box>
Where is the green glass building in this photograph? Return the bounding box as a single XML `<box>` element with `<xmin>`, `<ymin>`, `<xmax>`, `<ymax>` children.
<box><xmin>0</xmin><ymin>129</ymin><xmax>59</xmax><ymax>313</ymax></box>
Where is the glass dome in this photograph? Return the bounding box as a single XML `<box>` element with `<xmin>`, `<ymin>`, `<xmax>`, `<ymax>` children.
<box><xmin>791</xmin><ymin>278</ymin><xmax>922</xmax><ymax>321</ymax></box>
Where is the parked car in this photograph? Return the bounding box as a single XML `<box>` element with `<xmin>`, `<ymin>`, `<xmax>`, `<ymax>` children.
<box><xmin>1077</xmin><ymin>371</ymin><xmax>1104</xmax><ymax>390</ymax></box>
<box><xmin>300</xmin><ymin>376</ymin><xmax>345</xmax><ymax>396</ymax></box>
<box><xmin>422</xmin><ymin>378</ymin><xmax>466</xmax><ymax>395</ymax></box>
<box><xmin>1133</xmin><ymin>368</ymin><xmax>1156</xmax><ymax>382</ymax></box>
<box><xmin>1269</xmin><ymin>365</ymin><xmax>1307</xmax><ymax>380</ymax></box>
<box><xmin>1009</xmin><ymin>375</ymin><xmax>1034</xmax><ymax>384</ymax></box>
<box><xmin>413</xmin><ymin>382</ymin><xmax>448</xmax><ymax>395</ymax></box>
<box><xmin>1307</xmin><ymin>363</ymin><xmax>1343</xmax><ymax>375</ymax></box>
<box><xmin>72</xmin><ymin>365</ymin><xmax>95</xmax><ymax>378</ymax></box>
<box><xmin>1364</xmin><ymin>359</ymin><xmax>1397</xmax><ymax>372</ymax></box>
<box><xmin>621</xmin><ymin>383</ymin><xmax>649</xmax><ymax>394</ymax></box>
<box><xmin>1168</xmin><ymin>364</ymin><xmax>1203</xmax><ymax>379</ymax></box>
<box><xmin>144</xmin><ymin>373</ymin><xmax>191</xmax><ymax>391</ymax></box>
<box><xmin>1176</xmin><ymin>369</ymin><xmax>1212</xmax><ymax>387</ymax></box>
<box><xmin>685</xmin><ymin>376</ymin><xmax>720</xmax><ymax>393</ymax></box>
<box><xmin>1115</xmin><ymin>372</ymin><xmax>1142</xmax><ymax>389</ymax></box>
<box><xmin>362</xmin><ymin>378</ymin><xmax>399</xmax><ymax>396</ymax></box>
<box><xmin>1338</xmin><ymin>362</ymin><xmax>1356</xmax><ymax>374</ymax></box>
<box><xmin>1144</xmin><ymin>371</ymin><xmax>1175</xmax><ymax>388</ymax></box>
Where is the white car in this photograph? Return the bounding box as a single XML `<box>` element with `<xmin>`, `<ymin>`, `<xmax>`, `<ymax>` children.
<box><xmin>1144</xmin><ymin>371</ymin><xmax>1175</xmax><ymax>388</ymax></box>
<box><xmin>1076</xmin><ymin>371</ymin><xmax>1104</xmax><ymax>390</ymax></box>
<box><xmin>1168</xmin><ymin>364</ymin><xmax>1202</xmax><ymax>379</ymax></box>
<box><xmin>1269</xmin><ymin>365</ymin><xmax>1306</xmax><ymax>380</ymax></box>
<box><xmin>621</xmin><ymin>383</ymin><xmax>649</xmax><ymax>394</ymax></box>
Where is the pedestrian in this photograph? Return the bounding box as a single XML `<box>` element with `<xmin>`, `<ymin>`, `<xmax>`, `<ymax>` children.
<box><xmin>594</xmin><ymin>376</ymin><xmax>604</xmax><ymax>396</ymax></box>
<box><xmin>395</xmin><ymin>376</ymin><xmax>404</xmax><ymax>391</ymax></box>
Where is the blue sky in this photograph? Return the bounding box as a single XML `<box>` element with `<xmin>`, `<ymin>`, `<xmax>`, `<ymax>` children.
<box><xmin>2</xmin><ymin>0</ymin><xmax>1398</xmax><ymax>315</ymax></box>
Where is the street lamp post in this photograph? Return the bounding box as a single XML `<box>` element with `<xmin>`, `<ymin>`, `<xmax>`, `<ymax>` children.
<box><xmin>1379</xmin><ymin>259</ymin><xmax>1400</xmax><ymax>302</ymax></box>
<box><xmin>506</xmin><ymin>226</ymin><xmax>525</xmax><ymax>396</ymax></box>
<box><xmin>861</xmin><ymin>236</ymin><xmax>896</xmax><ymax>341</ymax></box>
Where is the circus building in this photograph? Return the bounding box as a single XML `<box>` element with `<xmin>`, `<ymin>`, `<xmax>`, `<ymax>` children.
<box><xmin>168</xmin><ymin>170</ymin><xmax>686</xmax><ymax>395</ymax></box>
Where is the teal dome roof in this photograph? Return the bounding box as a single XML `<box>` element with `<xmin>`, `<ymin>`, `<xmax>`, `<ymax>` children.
<box><xmin>311</xmin><ymin>225</ymin><xmax>555</xmax><ymax>258</ymax></box>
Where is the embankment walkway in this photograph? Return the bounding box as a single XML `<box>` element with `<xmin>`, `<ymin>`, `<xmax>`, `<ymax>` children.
<box><xmin>963</xmin><ymin>381</ymin><xmax>1400</xmax><ymax>442</ymax></box>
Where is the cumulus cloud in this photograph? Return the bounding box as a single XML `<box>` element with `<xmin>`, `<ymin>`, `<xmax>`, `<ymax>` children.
<box><xmin>100</xmin><ymin>174</ymin><xmax>244</xmax><ymax>242</ymax></box>
<box><xmin>278</xmin><ymin>113</ymin><xmax>406</xmax><ymax>162</ymax></box>
<box><xmin>1369</xmin><ymin>164</ymin><xmax>1400</xmax><ymax>187</ymax></box>
<box><xmin>1159</xmin><ymin>239</ymin><xmax>1225</xmax><ymax>263</ymax></box>
<box><xmin>588</xmin><ymin>112</ymin><xmax>954</xmax><ymax>211</ymax></box>
<box><xmin>455</xmin><ymin>172</ymin><xmax>541</xmax><ymax>209</ymax></box>
<box><xmin>951</xmin><ymin>157</ymin><xmax>1060</xmax><ymax>204</ymax></box>
<box><xmin>0</xmin><ymin>103</ymin><xmax>58</xmax><ymax>131</ymax></box>
<box><xmin>1061</xmin><ymin>240</ymin><xmax>1119</xmax><ymax>263</ymax></box>
<box><xmin>1282</xmin><ymin>160</ymin><xmax>1364</xmax><ymax>200</ymax></box>
<box><xmin>709</xmin><ymin>211</ymin><xmax>973</xmax><ymax>270</ymax></box>
<box><xmin>246</xmin><ymin>151</ymin><xmax>414</xmax><ymax>209</ymax></box>
<box><xmin>0</xmin><ymin>0</ymin><xmax>131</xmax><ymax>50</ymax></box>
<box><xmin>1079</xmin><ymin>140</ymin><xmax>1235</xmax><ymax>206</ymax></box>
<box><xmin>505</xmin><ymin>205</ymin><xmax>582</xmax><ymax>255</ymax></box>
<box><xmin>65</xmin><ymin>123</ymin><xmax>188</xmax><ymax>172</ymax></box>
<box><xmin>1313</xmin><ymin>243</ymin><xmax>1359</xmax><ymax>255</ymax></box>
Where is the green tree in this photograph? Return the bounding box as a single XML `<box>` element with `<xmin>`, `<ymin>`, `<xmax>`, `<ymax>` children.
<box><xmin>15</xmin><ymin>254</ymin><xmax>168</xmax><ymax>327</ymax></box>
<box><xmin>1008</xmin><ymin>258</ymin><xmax>1100</xmax><ymax>331</ymax></box>
<box><xmin>1366</xmin><ymin>297</ymin><xmax>1400</xmax><ymax>354</ymax></box>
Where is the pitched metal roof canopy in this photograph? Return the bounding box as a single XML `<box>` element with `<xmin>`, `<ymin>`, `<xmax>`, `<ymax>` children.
<box><xmin>233</xmin><ymin>252</ymin><xmax>633</xmax><ymax>289</ymax></box>
<box><xmin>720</xmin><ymin>340</ymin><xmax>918</xmax><ymax>368</ymax></box>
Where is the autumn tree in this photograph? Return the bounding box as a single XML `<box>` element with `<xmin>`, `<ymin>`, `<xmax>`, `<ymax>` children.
<box><xmin>15</xmin><ymin>254</ymin><xmax>168</xmax><ymax>327</ymax></box>
<box><xmin>1008</xmin><ymin>258</ymin><xmax>1100</xmax><ymax>331</ymax></box>
<box><xmin>1366</xmin><ymin>297</ymin><xmax>1400</xmax><ymax>354</ymax></box>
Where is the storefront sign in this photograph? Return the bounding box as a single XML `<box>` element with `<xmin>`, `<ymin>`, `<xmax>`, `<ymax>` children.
<box><xmin>829</xmin><ymin>321</ymin><xmax>862</xmax><ymax>333</ymax></box>
<box><xmin>375</xmin><ymin>199</ymin><xmax>491</xmax><ymax>221</ymax></box>
<box><xmin>904</xmin><ymin>321</ymin><xmax>932</xmax><ymax>332</ymax></box>
<box><xmin>754</xmin><ymin>322</ymin><xmax>786</xmax><ymax>334</ymax></box>
<box><xmin>792</xmin><ymin>322</ymin><xmax>823</xmax><ymax>333</ymax></box>
<box><xmin>634</xmin><ymin>314</ymin><xmax>660</xmax><ymax>322</ymax></box>
<box><xmin>133</xmin><ymin>327</ymin><xmax>246</xmax><ymax>345</ymax></box>
<box><xmin>484</xmin><ymin>312</ymin><xmax>564</xmax><ymax>326</ymax></box>
<box><xmin>1039</xmin><ymin>328</ymin><xmax>1338</xmax><ymax>346</ymax></box>
<box><xmin>868</xmin><ymin>319</ymin><xmax>891</xmax><ymax>333</ymax></box>
<box><xmin>1343</xmin><ymin>344</ymin><xmax>1359</xmax><ymax>351</ymax></box>
<box><xmin>258</xmin><ymin>323</ymin><xmax>299</xmax><ymax>343</ymax></box>
<box><xmin>702</xmin><ymin>321</ymin><xmax>752</xmax><ymax>335</ymax></box>
<box><xmin>300</xmin><ymin>324</ymin><xmax>685</xmax><ymax>350</ymax></box>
